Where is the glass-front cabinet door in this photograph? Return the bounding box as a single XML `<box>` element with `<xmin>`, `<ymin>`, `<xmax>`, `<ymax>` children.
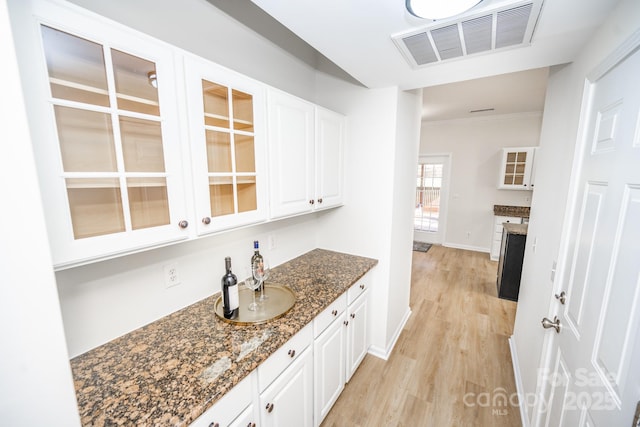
<box><xmin>31</xmin><ymin>9</ymin><xmax>187</xmax><ymax>268</ymax></box>
<box><xmin>185</xmin><ymin>56</ymin><xmax>267</xmax><ymax>235</ymax></box>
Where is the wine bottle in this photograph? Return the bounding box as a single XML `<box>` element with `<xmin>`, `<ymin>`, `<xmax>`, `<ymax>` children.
<box><xmin>251</xmin><ymin>240</ymin><xmax>264</xmax><ymax>292</ymax></box>
<box><xmin>221</xmin><ymin>257</ymin><xmax>239</xmax><ymax>319</ymax></box>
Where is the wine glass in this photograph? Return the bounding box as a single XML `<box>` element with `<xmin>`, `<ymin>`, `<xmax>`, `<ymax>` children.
<box><xmin>243</xmin><ymin>266</ymin><xmax>261</xmax><ymax>311</ymax></box>
<box><xmin>252</xmin><ymin>258</ymin><xmax>270</xmax><ymax>302</ymax></box>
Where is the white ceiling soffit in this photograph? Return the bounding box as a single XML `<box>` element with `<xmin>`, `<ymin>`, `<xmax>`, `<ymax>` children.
<box><xmin>393</xmin><ymin>0</ymin><xmax>544</xmax><ymax>68</ymax></box>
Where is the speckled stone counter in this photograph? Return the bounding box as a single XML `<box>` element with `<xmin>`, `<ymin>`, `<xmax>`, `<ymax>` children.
<box><xmin>493</xmin><ymin>204</ymin><xmax>530</xmax><ymax>217</ymax></box>
<box><xmin>70</xmin><ymin>249</ymin><xmax>377</xmax><ymax>426</ymax></box>
<box><xmin>503</xmin><ymin>222</ymin><xmax>528</xmax><ymax>235</ymax></box>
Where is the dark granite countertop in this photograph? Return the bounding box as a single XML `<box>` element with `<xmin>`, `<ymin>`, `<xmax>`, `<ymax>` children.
<box><xmin>503</xmin><ymin>223</ymin><xmax>528</xmax><ymax>235</ymax></box>
<box><xmin>70</xmin><ymin>248</ymin><xmax>377</xmax><ymax>426</ymax></box>
<box><xmin>493</xmin><ymin>205</ymin><xmax>530</xmax><ymax>218</ymax></box>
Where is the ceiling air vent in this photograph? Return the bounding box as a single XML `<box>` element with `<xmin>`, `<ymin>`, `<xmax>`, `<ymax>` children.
<box><xmin>393</xmin><ymin>0</ymin><xmax>543</xmax><ymax>68</ymax></box>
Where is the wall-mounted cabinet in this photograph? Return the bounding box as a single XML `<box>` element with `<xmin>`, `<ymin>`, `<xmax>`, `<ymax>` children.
<box><xmin>268</xmin><ymin>90</ymin><xmax>344</xmax><ymax>219</ymax></box>
<box><xmin>30</xmin><ymin>7</ymin><xmax>189</xmax><ymax>269</ymax></box>
<box><xmin>185</xmin><ymin>56</ymin><xmax>267</xmax><ymax>235</ymax></box>
<box><xmin>20</xmin><ymin>0</ymin><xmax>346</xmax><ymax>270</ymax></box>
<box><xmin>498</xmin><ymin>147</ymin><xmax>536</xmax><ymax>190</ymax></box>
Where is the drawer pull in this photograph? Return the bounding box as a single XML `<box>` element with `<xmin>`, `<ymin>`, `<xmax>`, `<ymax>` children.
<box><xmin>309</xmin><ymin>199</ymin><xmax>315</xmax><ymax>205</ymax></box>
<box><xmin>202</xmin><ymin>216</ymin><xmax>211</xmax><ymax>225</ymax></box>
<box><xmin>331</xmin><ymin>309</ymin><xmax>338</xmax><ymax>316</ymax></box>
<box><xmin>208</xmin><ymin>423</ymin><xmax>219</xmax><ymax>427</ymax></box>
<box><xmin>359</xmin><ymin>284</ymin><xmax>365</xmax><ymax>290</ymax></box>
<box><xmin>350</xmin><ymin>313</ymin><xmax>356</xmax><ymax>319</ymax></box>
<box><xmin>317</xmin><ymin>198</ymin><xmax>323</xmax><ymax>203</ymax></box>
<box><xmin>247</xmin><ymin>423</ymin><xmax>256</xmax><ymax>427</ymax></box>
<box><xmin>288</xmin><ymin>349</ymin><xmax>296</xmax><ymax>358</ymax></box>
<box><xmin>266</xmin><ymin>403</ymin><xmax>274</xmax><ymax>413</ymax></box>
<box><xmin>344</xmin><ymin>320</ymin><xmax>349</xmax><ymax>326</ymax></box>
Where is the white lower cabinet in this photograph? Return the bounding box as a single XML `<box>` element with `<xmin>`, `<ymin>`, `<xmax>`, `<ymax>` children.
<box><xmin>490</xmin><ymin>216</ymin><xmax>522</xmax><ymax>261</ymax></box>
<box><xmin>313</xmin><ymin>296</ymin><xmax>347</xmax><ymax>426</ymax></box>
<box><xmin>190</xmin><ymin>372</ymin><xmax>256</xmax><ymax>427</ymax></box>
<box><xmin>229</xmin><ymin>405</ymin><xmax>257</xmax><ymax>427</ymax></box>
<box><xmin>346</xmin><ymin>290</ymin><xmax>369</xmax><ymax>382</ymax></box>
<box><xmin>313</xmin><ymin>275</ymin><xmax>370</xmax><ymax>426</ymax></box>
<box><xmin>260</xmin><ymin>347</ymin><xmax>313</xmax><ymax>427</ymax></box>
<box><xmin>191</xmin><ymin>274</ymin><xmax>372</xmax><ymax>427</ymax></box>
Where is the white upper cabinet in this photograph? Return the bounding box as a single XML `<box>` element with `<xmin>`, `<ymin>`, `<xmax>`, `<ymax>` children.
<box><xmin>498</xmin><ymin>147</ymin><xmax>536</xmax><ymax>190</ymax></box>
<box><xmin>315</xmin><ymin>107</ymin><xmax>345</xmax><ymax>210</ymax></box>
<box><xmin>17</xmin><ymin>0</ymin><xmax>346</xmax><ymax>269</ymax></box>
<box><xmin>184</xmin><ymin>56</ymin><xmax>267</xmax><ymax>235</ymax></box>
<box><xmin>28</xmin><ymin>3</ymin><xmax>188</xmax><ymax>268</ymax></box>
<box><xmin>268</xmin><ymin>90</ymin><xmax>345</xmax><ymax>219</ymax></box>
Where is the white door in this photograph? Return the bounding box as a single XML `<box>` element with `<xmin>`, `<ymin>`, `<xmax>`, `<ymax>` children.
<box><xmin>535</xmin><ymin>41</ymin><xmax>640</xmax><ymax>426</ymax></box>
<box><xmin>413</xmin><ymin>154</ymin><xmax>450</xmax><ymax>244</ymax></box>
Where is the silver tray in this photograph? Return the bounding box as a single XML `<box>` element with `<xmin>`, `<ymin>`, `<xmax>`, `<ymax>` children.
<box><xmin>214</xmin><ymin>283</ymin><xmax>296</xmax><ymax>325</ymax></box>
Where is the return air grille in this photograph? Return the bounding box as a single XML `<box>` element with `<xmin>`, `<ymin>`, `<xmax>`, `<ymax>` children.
<box><xmin>393</xmin><ymin>0</ymin><xmax>542</xmax><ymax>67</ymax></box>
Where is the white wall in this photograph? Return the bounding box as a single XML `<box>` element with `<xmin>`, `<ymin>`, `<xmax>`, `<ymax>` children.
<box><xmin>0</xmin><ymin>0</ymin><xmax>80</xmax><ymax>423</ymax></box>
<box><xmin>314</xmin><ymin>70</ymin><xmax>421</xmax><ymax>356</ymax></box>
<box><xmin>511</xmin><ymin>0</ymin><xmax>640</xmax><ymax>424</ymax></box>
<box><xmin>420</xmin><ymin>113</ymin><xmax>542</xmax><ymax>251</ymax></box>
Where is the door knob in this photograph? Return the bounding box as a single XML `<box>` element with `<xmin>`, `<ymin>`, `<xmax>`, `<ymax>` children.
<box><xmin>555</xmin><ymin>291</ymin><xmax>566</xmax><ymax>304</ymax></box>
<box><xmin>541</xmin><ymin>316</ymin><xmax>561</xmax><ymax>333</ymax></box>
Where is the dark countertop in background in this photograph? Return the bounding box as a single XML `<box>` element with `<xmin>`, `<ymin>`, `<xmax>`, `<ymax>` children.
<box><xmin>69</xmin><ymin>248</ymin><xmax>377</xmax><ymax>426</ymax></box>
<box><xmin>503</xmin><ymin>222</ymin><xmax>528</xmax><ymax>235</ymax></box>
<box><xmin>493</xmin><ymin>205</ymin><xmax>531</xmax><ymax>218</ymax></box>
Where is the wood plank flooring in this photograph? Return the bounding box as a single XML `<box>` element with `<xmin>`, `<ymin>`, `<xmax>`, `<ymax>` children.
<box><xmin>321</xmin><ymin>245</ymin><xmax>521</xmax><ymax>427</ymax></box>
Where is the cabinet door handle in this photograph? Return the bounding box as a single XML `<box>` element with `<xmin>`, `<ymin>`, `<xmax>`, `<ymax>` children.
<box><xmin>331</xmin><ymin>309</ymin><xmax>338</xmax><ymax>316</ymax></box>
<box><xmin>350</xmin><ymin>313</ymin><xmax>356</xmax><ymax>319</ymax></box>
<box><xmin>208</xmin><ymin>423</ymin><xmax>219</xmax><ymax>427</ymax></box>
<box><xmin>247</xmin><ymin>423</ymin><xmax>256</xmax><ymax>427</ymax></box>
<box><xmin>178</xmin><ymin>220</ymin><xmax>189</xmax><ymax>229</ymax></box>
<box><xmin>266</xmin><ymin>403</ymin><xmax>274</xmax><ymax>413</ymax></box>
<box><xmin>344</xmin><ymin>320</ymin><xmax>349</xmax><ymax>326</ymax></box>
<box><xmin>309</xmin><ymin>199</ymin><xmax>315</xmax><ymax>205</ymax></box>
<box><xmin>202</xmin><ymin>216</ymin><xmax>211</xmax><ymax>225</ymax></box>
<box><xmin>359</xmin><ymin>284</ymin><xmax>365</xmax><ymax>290</ymax></box>
<box><xmin>287</xmin><ymin>349</ymin><xmax>296</xmax><ymax>358</ymax></box>
<box><xmin>317</xmin><ymin>198</ymin><xmax>323</xmax><ymax>203</ymax></box>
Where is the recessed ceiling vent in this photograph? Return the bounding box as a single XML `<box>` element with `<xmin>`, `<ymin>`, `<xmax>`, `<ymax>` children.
<box><xmin>393</xmin><ymin>0</ymin><xmax>543</xmax><ymax>68</ymax></box>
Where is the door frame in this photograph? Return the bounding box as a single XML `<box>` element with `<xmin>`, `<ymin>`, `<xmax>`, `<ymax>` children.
<box><xmin>413</xmin><ymin>153</ymin><xmax>451</xmax><ymax>245</ymax></box>
<box><xmin>530</xmin><ymin>29</ymin><xmax>640</xmax><ymax>427</ymax></box>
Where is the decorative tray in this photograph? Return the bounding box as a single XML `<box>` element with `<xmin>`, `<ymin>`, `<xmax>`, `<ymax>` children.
<box><xmin>214</xmin><ymin>283</ymin><xmax>296</xmax><ymax>325</ymax></box>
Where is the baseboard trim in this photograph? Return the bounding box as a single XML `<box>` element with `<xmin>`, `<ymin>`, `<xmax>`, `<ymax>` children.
<box><xmin>443</xmin><ymin>242</ymin><xmax>490</xmax><ymax>253</ymax></box>
<box><xmin>509</xmin><ymin>335</ymin><xmax>529</xmax><ymax>427</ymax></box>
<box><xmin>368</xmin><ymin>307</ymin><xmax>412</xmax><ymax>360</ymax></box>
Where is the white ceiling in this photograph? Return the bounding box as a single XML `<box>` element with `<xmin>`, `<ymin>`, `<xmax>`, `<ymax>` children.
<box><xmin>422</xmin><ymin>66</ymin><xmax>549</xmax><ymax>121</ymax></box>
<box><xmin>249</xmin><ymin>0</ymin><xmax>622</xmax><ymax>91</ymax></box>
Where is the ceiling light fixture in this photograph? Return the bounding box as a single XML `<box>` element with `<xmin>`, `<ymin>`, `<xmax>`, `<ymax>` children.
<box><xmin>406</xmin><ymin>0</ymin><xmax>484</xmax><ymax>20</ymax></box>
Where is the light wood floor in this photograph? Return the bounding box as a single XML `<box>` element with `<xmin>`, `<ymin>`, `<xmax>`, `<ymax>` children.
<box><xmin>321</xmin><ymin>245</ymin><xmax>521</xmax><ymax>427</ymax></box>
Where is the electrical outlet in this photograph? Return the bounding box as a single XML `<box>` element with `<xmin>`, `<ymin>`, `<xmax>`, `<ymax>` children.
<box><xmin>164</xmin><ymin>263</ymin><xmax>180</xmax><ymax>288</ymax></box>
<box><xmin>268</xmin><ymin>234</ymin><xmax>276</xmax><ymax>250</ymax></box>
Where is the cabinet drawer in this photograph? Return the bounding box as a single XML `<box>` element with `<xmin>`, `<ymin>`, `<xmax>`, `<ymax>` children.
<box><xmin>190</xmin><ymin>371</ymin><xmax>254</xmax><ymax>427</ymax></box>
<box><xmin>347</xmin><ymin>276</ymin><xmax>369</xmax><ymax>305</ymax></box>
<box><xmin>313</xmin><ymin>293</ymin><xmax>347</xmax><ymax>338</ymax></box>
<box><xmin>258</xmin><ymin>323</ymin><xmax>312</xmax><ymax>393</ymax></box>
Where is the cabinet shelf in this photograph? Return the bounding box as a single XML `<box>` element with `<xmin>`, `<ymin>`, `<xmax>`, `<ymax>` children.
<box><xmin>50</xmin><ymin>77</ymin><xmax>160</xmax><ymax>108</ymax></box>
